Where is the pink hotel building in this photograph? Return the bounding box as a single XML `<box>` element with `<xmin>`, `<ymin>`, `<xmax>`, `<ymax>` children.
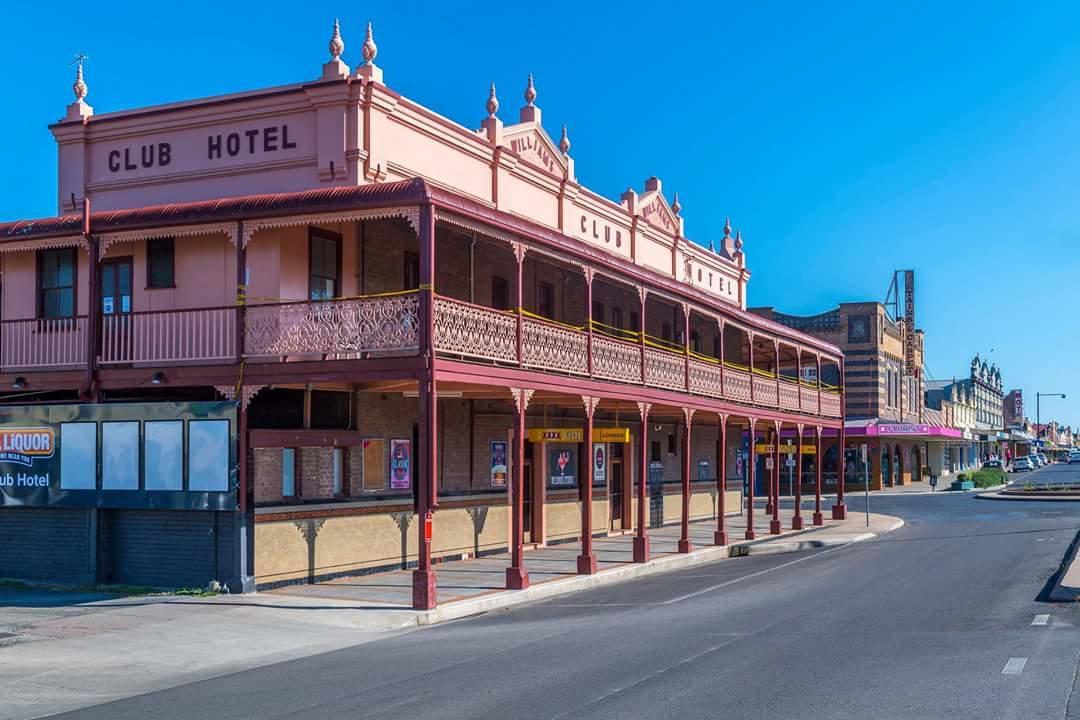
<box><xmin>0</xmin><ymin>23</ymin><xmax>846</xmax><ymax>607</ymax></box>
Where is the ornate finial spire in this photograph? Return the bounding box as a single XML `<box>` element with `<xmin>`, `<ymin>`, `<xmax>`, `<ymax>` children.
<box><xmin>708</xmin><ymin>238</ymin><xmax>715</xmax><ymax>252</ymax></box>
<box><xmin>723</xmin><ymin>217</ymin><xmax>731</xmax><ymax>239</ymax></box>
<box><xmin>362</xmin><ymin>22</ymin><xmax>378</xmax><ymax>64</ymax></box>
<box><xmin>671</xmin><ymin>192</ymin><xmax>682</xmax><ymax>215</ymax></box>
<box><xmin>329</xmin><ymin>19</ymin><xmax>345</xmax><ymax>59</ymax></box>
<box><xmin>734</xmin><ymin>229</ymin><xmax>743</xmax><ymax>250</ymax></box>
<box><xmin>486</xmin><ymin>82</ymin><xmax>499</xmax><ymax>117</ymax></box>
<box><xmin>524</xmin><ymin>73</ymin><xmax>536</xmax><ymax>105</ymax></box>
<box><xmin>559</xmin><ymin>124</ymin><xmax>570</xmax><ymax>155</ymax></box>
<box><xmin>71</xmin><ymin>53</ymin><xmax>88</xmax><ymax>101</ymax></box>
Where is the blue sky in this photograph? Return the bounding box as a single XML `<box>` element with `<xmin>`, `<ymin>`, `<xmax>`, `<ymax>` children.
<box><xmin>2</xmin><ymin>2</ymin><xmax>1078</xmax><ymax>427</ymax></box>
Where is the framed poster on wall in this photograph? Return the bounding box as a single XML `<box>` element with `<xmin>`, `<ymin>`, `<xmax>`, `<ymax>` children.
<box><xmin>361</xmin><ymin>438</ymin><xmax>385</xmax><ymax>492</ymax></box>
<box><xmin>548</xmin><ymin>447</ymin><xmax>577</xmax><ymax>488</ymax></box>
<box><xmin>490</xmin><ymin>440</ymin><xmax>508</xmax><ymax>488</ymax></box>
<box><xmin>592</xmin><ymin>443</ymin><xmax>606</xmax><ymax>487</ymax></box>
<box><xmin>390</xmin><ymin>438</ymin><xmax>411</xmax><ymax>490</ymax></box>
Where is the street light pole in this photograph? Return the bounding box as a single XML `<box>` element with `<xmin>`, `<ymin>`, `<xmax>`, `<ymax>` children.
<box><xmin>1036</xmin><ymin>392</ymin><xmax>1066</xmax><ymax>452</ymax></box>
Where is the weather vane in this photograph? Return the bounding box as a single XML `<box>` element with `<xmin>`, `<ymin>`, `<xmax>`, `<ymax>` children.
<box><xmin>70</xmin><ymin>52</ymin><xmax>89</xmax><ymax>68</ymax></box>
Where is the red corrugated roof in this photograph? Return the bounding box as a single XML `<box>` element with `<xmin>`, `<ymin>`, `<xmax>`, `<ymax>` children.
<box><xmin>0</xmin><ymin>178</ymin><xmax>431</xmax><ymax>241</ymax></box>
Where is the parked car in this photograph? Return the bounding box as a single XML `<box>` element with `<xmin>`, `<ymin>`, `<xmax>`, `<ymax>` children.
<box><xmin>1011</xmin><ymin>457</ymin><xmax>1034</xmax><ymax>472</ymax></box>
<box><xmin>1028</xmin><ymin>454</ymin><xmax>1043</xmax><ymax>467</ymax></box>
<box><xmin>1038</xmin><ymin>453</ymin><xmax>1049</xmax><ymax>466</ymax></box>
<box><xmin>1068</xmin><ymin>450</ymin><xmax>1080</xmax><ymax>464</ymax></box>
<box><xmin>982</xmin><ymin>459</ymin><xmax>1002</xmax><ymax>469</ymax></box>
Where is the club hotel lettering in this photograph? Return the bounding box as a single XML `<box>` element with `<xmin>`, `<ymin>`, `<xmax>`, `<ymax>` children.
<box><xmin>1</xmin><ymin>21</ymin><xmax>846</xmax><ymax>605</ymax></box>
<box><xmin>106</xmin><ymin>125</ymin><xmax>297</xmax><ymax>173</ymax></box>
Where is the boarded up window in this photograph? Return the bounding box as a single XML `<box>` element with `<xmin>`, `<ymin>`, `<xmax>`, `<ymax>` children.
<box><xmin>362</xmin><ymin>438</ymin><xmax>385</xmax><ymax>492</ymax></box>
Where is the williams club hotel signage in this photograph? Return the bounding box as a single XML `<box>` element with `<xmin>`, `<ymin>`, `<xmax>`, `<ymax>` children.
<box><xmin>0</xmin><ymin>401</ymin><xmax>237</xmax><ymax>510</ymax></box>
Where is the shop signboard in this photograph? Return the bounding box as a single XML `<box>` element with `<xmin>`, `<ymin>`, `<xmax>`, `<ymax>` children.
<box><xmin>0</xmin><ymin>401</ymin><xmax>237</xmax><ymax>510</ymax></box>
<box><xmin>527</xmin><ymin>427</ymin><xmax>630</xmax><ymax>443</ymax></box>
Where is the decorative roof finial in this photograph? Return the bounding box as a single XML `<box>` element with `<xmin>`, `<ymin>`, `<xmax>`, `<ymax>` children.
<box><xmin>362</xmin><ymin>22</ymin><xmax>378</xmax><ymax>64</ymax></box>
<box><xmin>671</xmin><ymin>192</ymin><xmax>682</xmax><ymax>215</ymax></box>
<box><xmin>734</xmin><ymin>229</ymin><xmax>743</xmax><ymax>251</ymax></box>
<box><xmin>524</xmin><ymin>73</ymin><xmax>536</xmax><ymax>105</ymax></box>
<box><xmin>329</xmin><ymin>19</ymin><xmax>345</xmax><ymax>59</ymax></box>
<box><xmin>559</xmin><ymin>124</ymin><xmax>570</xmax><ymax>155</ymax></box>
<box><xmin>723</xmin><ymin>217</ymin><xmax>731</xmax><ymax>239</ymax></box>
<box><xmin>708</xmin><ymin>238</ymin><xmax>715</xmax><ymax>252</ymax></box>
<box><xmin>486</xmin><ymin>82</ymin><xmax>499</xmax><ymax>117</ymax></box>
<box><xmin>71</xmin><ymin>53</ymin><xmax>88</xmax><ymax>102</ymax></box>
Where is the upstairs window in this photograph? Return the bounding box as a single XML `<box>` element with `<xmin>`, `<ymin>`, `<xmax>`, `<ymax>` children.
<box><xmin>309</xmin><ymin>229</ymin><xmax>341</xmax><ymax>301</ymax></box>
<box><xmin>147</xmin><ymin>237</ymin><xmax>175</xmax><ymax>288</ymax></box>
<box><xmin>592</xmin><ymin>300</ymin><xmax>605</xmax><ymax>325</ymax></box>
<box><xmin>38</xmin><ymin>248</ymin><xmax>75</xmax><ymax>318</ymax></box>
<box><xmin>610</xmin><ymin>307</ymin><xmax>623</xmax><ymax>331</ymax></box>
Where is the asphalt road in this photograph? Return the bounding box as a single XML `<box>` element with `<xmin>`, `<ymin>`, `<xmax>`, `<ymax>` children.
<box><xmin>48</xmin><ymin>478</ymin><xmax>1080</xmax><ymax>720</ymax></box>
<box><xmin>1010</xmin><ymin>460</ymin><xmax>1080</xmax><ymax>487</ymax></box>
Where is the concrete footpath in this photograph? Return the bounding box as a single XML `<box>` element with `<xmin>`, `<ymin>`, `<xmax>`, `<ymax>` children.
<box><xmin>0</xmin><ymin>508</ymin><xmax>902</xmax><ymax>720</ymax></box>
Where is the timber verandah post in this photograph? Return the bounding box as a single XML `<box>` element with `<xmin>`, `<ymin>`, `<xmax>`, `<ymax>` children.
<box><xmin>412</xmin><ymin>203</ymin><xmax>438</xmax><ymax>611</ymax></box>
<box><xmin>508</xmin><ymin>387</ymin><xmax>534</xmax><ymax>589</ymax></box>
<box><xmin>770</xmin><ymin>422</ymin><xmax>782</xmax><ymax>535</ymax></box>
<box><xmin>578</xmin><ymin>396</ymin><xmax>599</xmax><ymax>574</ymax></box>
<box><xmin>745</xmin><ymin>418</ymin><xmax>757</xmax><ymax>540</ymax></box>
<box><xmin>813</xmin><ymin>426</ymin><xmax>825</xmax><ymax>526</ymax></box>
<box><xmin>833</xmin><ymin>354</ymin><xmax>848</xmax><ymax>520</ymax></box>
<box><xmin>81</xmin><ymin>198</ymin><xmax>100</xmax><ymax>400</ymax></box>
<box><xmin>679</xmin><ymin>407</ymin><xmax>694</xmax><ymax>554</ymax></box>
<box><xmin>714</xmin><ymin>413</ymin><xmax>728</xmax><ymax>546</ymax></box>
<box><xmin>633</xmin><ymin>401</ymin><xmax>651</xmax><ymax>563</ymax></box>
<box><xmin>792</xmin><ymin>422</ymin><xmax>805</xmax><ymax>530</ymax></box>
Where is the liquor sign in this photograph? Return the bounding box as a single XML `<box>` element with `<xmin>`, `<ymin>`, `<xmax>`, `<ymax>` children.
<box><xmin>490</xmin><ymin>440</ymin><xmax>508</xmax><ymax>488</ymax></box>
<box><xmin>0</xmin><ymin>401</ymin><xmax>236</xmax><ymax>510</ymax></box>
<box><xmin>755</xmin><ymin>443</ymin><xmax>798</xmax><ymax>455</ymax></box>
<box><xmin>548</xmin><ymin>447</ymin><xmax>577</xmax><ymax>487</ymax></box>
<box><xmin>904</xmin><ymin>270</ymin><xmax>917</xmax><ymax>376</ymax></box>
<box><xmin>389</xmin><ymin>438</ymin><xmax>411</xmax><ymax>490</ymax></box>
<box><xmin>527</xmin><ymin>427</ymin><xmax>630</xmax><ymax>443</ymax></box>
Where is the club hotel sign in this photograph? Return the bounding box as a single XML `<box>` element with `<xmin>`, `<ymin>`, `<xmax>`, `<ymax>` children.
<box><xmin>93</xmin><ymin>119</ymin><xmax>309</xmax><ymax>180</ymax></box>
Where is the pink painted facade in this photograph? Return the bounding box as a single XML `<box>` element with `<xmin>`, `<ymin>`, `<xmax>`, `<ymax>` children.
<box><xmin>0</xmin><ymin>23</ymin><xmax>850</xmax><ymax>603</ymax></box>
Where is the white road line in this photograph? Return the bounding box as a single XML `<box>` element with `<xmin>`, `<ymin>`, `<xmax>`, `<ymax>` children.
<box><xmin>662</xmin><ymin>543</ymin><xmax>852</xmax><ymax>605</ymax></box>
<box><xmin>1032</xmin><ymin>614</ymin><xmax>1049</xmax><ymax>626</ymax></box>
<box><xmin>1002</xmin><ymin>657</ymin><xmax>1027</xmax><ymax>675</ymax></box>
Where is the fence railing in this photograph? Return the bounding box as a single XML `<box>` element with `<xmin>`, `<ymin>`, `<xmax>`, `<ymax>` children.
<box><xmin>0</xmin><ymin>317</ymin><xmax>88</xmax><ymax>370</ymax></box>
<box><xmin>100</xmin><ymin>307</ymin><xmax>236</xmax><ymax>365</ymax></box>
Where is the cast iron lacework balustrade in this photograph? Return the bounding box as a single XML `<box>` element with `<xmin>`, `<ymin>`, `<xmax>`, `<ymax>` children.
<box><xmin>800</xmin><ymin>386</ymin><xmax>820</xmax><ymax>414</ymax></box>
<box><xmin>724</xmin><ymin>367</ymin><xmax>752</xmax><ymax>402</ymax></box>
<box><xmin>244</xmin><ymin>294</ymin><xmax>419</xmax><ymax>358</ymax></box>
<box><xmin>688</xmin><ymin>358</ymin><xmax>723</xmax><ymax>398</ymax></box>
<box><xmin>432</xmin><ymin>297</ymin><xmax>517</xmax><ymax>363</ymax></box>
<box><xmin>779</xmin><ymin>380</ymin><xmax>800</xmax><ymax>410</ymax></box>
<box><xmin>820</xmin><ymin>392</ymin><xmax>842</xmax><ymax>418</ymax></box>
<box><xmin>644</xmin><ymin>347</ymin><xmax>686</xmax><ymax>391</ymax></box>
<box><xmin>591</xmin><ymin>335</ymin><xmax>642</xmax><ymax>383</ymax></box>
<box><xmin>752</xmin><ymin>375</ymin><xmax>779</xmax><ymax>406</ymax></box>
<box><xmin>521</xmin><ymin>316</ymin><xmax>589</xmax><ymax>375</ymax></box>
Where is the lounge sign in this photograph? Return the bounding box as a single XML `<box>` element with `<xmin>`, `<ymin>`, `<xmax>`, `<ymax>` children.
<box><xmin>0</xmin><ymin>401</ymin><xmax>237</xmax><ymax>510</ymax></box>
